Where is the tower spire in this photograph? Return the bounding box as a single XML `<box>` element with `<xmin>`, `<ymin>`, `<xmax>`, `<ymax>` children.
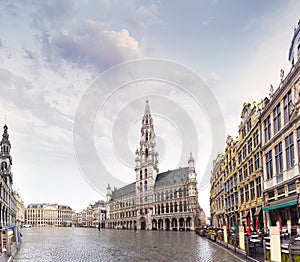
<box><xmin>135</xmin><ymin>100</ymin><xmax>159</xmax><ymax>196</ymax></box>
<box><xmin>144</xmin><ymin>100</ymin><xmax>151</xmax><ymax>115</ymax></box>
<box><xmin>0</xmin><ymin>124</ymin><xmax>13</xmax><ymax>185</ymax></box>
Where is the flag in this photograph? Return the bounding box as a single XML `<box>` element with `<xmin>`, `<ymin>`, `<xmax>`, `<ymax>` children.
<box><xmin>255</xmin><ymin>217</ymin><xmax>259</xmax><ymax>231</ymax></box>
<box><xmin>247</xmin><ymin>217</ymin><xmax>251</xmax><ymax>234</ymax></box>
<box><xmin>279</xmin><ymin>217</ymin><xmax>282</xmax><ymax>232</ymax></box>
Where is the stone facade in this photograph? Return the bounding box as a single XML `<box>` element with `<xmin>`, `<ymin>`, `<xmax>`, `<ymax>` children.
<box><xmin>261</xmin><ymin>54</ymin><xmax>300</xmax><ymax>234</ymax></box>
<box><xmin>25</xmin><ymin>203</ymin><xmax>74</xmax><ymax>226</ymax></box>
<box><xmin>106</xmin><ymin>101</ymin><xmax>205</xmax><ymax>230</ymax></box>
<box><xmin>0</xmin><ymin>124</ymin><xmax>16</xmax><ymax>227</ymax></box>
<box><xmin>14</xmin><ymin>191</ymin><xmax>25</xmax><ymax>227</ymax></box>
<box><xmin>210</xmin><ymin>153</ymin><xmax>225</xmax><ymax>228</ymax></box>
<box><xmin>76</xmin><ymin>200</ymin><xmax>106</xmax><ymax>228</ymax></box>
<box><xmin>210</xmin><ymin>21</ymin><xmax>300</xmax><ymax>234</ymax></box>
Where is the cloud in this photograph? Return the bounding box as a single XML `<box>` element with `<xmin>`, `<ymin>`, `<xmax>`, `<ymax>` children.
<box><xmin>30</xmin><ymin>0</ymin><xmax>78</xmax><ymax>29</ymax></box>
<box><xmin>0</xmin><ymin>68</ymin><xmax>72</xmax><ymax>132</ymax></box>
<box><xmin>39</xmin><ymin>19</ymin><xmax>142</xmax><ymax>71</ymax></box>
<box><xmin>244</xmin><ymin>17</ymin><xmax>257</xmax><ymax>32</ymax></box>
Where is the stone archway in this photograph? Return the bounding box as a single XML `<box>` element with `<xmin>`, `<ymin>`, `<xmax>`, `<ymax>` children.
<box><xmin>152</xmin><ymin>219</ymin><xmax>157</xmax><ymax>230</ymax></box>
<box><xmin>179</xmin><ymin>217</ymin><xmax>185</xmax><ymax>231</ymax></box>
<box><xmin>140</xmin><ymin>217</ymin><xmax>146</xmax><ymax>230</ymax></box>
<box><xmin>172</xmin><ymin>218</ymin><xmax>177</xmax><ymax>230</ymax></box>
<box><xmin>186</xmin><ymin>217</ymin><xmax>192</xmax><ymax>230</ymax></box>
<box><xmin>165</xmin><ymin>218</ymin><xmax>170</xmax><ymax>231</ymax></box>
<box><xmin>158</xmin><ymin>219</ymin><xmax>164</xmax><ymax>230</ymax></box>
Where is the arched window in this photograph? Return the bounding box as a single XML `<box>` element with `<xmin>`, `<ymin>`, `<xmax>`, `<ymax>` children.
<box><xmin>145</xmin><ymin>169</ymin><xmax>147</xmax><ymax>178</ymax></box>
<box><xmin>179</xmin><ymin>201</ymin><xmax>183</xmax><ymax>212</ymax></box>
<box><xmin>170</xmin><ymin>203</ymin><xmax>173</xmax><ymax>213</ymax></box>
<box><xmin>166</xmin><ymin>203</ymin><xmax>169</xmax><ymax>213</ymax></box>
<box><xmin>157</xmin><ymin>205</ymin><xmax>160</xmax><ymax>215</ymax></box>
<box><xmin>161</xmin><ymin>204</ymin><xmax>164</xmax><ymax>214</ymax></box>
<box><xmin>1</xmin><ymin>162</ymin><xmax>7</xmax><ymax>171</ymax></box>
<box><xmin>179</xmin><ymin>188</ymin><xmax>182</xmax><ymax>198</ymax></box>
<box><xmin>174</xmin><ymin>202</ymin><xmax>178</xmax><ymax>212</ymax></box>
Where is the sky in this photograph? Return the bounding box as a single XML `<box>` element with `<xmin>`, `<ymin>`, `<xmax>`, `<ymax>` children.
<box><xmin>0</xmin><ymin>0</ymin><xmax>299</xmax><ymax>216</ymax></box>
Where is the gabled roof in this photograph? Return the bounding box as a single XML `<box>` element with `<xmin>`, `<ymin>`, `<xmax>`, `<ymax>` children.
<box><xmin>154</xmin><ymin>167</ymin><xmax>189</xmax><ymax>189</ymax></box>
<box><xmin>111</xmin><ymin>182</ymin><xmax>135</xmax><ymax>200</ymax></box>
<box><xmin>110</xmin><ymin>167</ymin><xmax>190</xmax><ymax>200</ymax></box>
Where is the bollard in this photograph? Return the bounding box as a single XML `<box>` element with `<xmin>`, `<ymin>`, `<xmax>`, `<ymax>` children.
<box><xmin>223</xmin><ymin>226</ymin><xmax>228</xmax><ymax>244</ymax></box>
<box><xmin>270</xmin><ymin>226</ymin><xmax>281</xmax><ymax>262</ymax></box>
<box><xmin>12</xmin><ymin>227</ymin><xmax>18</xmax><ymax>247</ymax></box>
<box><xmin>239</xmin><ymin>226</ymin><xmax>245</xmax><ymax>251</ymax></box>
<box><xmin>5</xmin><ymin>230</ymin><xmax>11</xmax><ymax>256</ymax></box>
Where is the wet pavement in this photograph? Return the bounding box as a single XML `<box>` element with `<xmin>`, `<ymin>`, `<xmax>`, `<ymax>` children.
<box><xmin>15</xmin><ymin>227</ymin><xmax>247</xmax><ymax>261</ymax></box>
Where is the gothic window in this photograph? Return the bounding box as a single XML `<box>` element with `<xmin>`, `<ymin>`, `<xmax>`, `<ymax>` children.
<box><xmin>264</xmin><ymin>116</ymin><xmax>271</xmax><ymax>142</ymax></box>
<box><xmin>174</xmin><ymin>202</ymin><xmax>177</xmax><ymax>212</ymax></box>
<box><xmin>140</xmin><ymin>170</ymin><xmax>142</xmax><ymax>180</ymax></box>
<box><xmin>157</xmin><ymin>205</ymin><xmax>160</xmax><ymax>215</ymax></box>
<box><xmin>184</xmin><ymin>201</ymin><xmax>187</xmax><ymax>212</ymax></box>
<box><xmin>1</xmin><ymin>162</ymin><xmax>7</xmax><ymax>171</ymax></box>
<box><xmin>146</xmin><ymin>131</ymin><xmax>148</xmax><ymax>141</ymax></box>
<box><xmin>179</xmin><ymin>188</ymin><xmax>182</xmax><ymax>198</ymax></box>
<box><xmin>256</xmin><ymin>177</ymin><xmax>262</xmax><ymax>198</ymax></box>
<box><xmin>145</xmin><ymin>148</ymin><xmax>149</xmax><ymax>157</ymax></box>
<box><xmin>166</xmin><ymin>203</ymin><xmax>169</xmax><ymax>213</ymax></box>
<box><xmin>170</xmin><ymin>203</ymin><xmax>173</xmax><ymax>213</ymax></box>
<box><xmin>145</xmin><ymin>169</ymin><xmax>147</xmax><ymax>178</ymax></box>
<box><xmin>275</xmin><ymin>142</ymin><xmax>283</xmax><ymax>175</ymax></box>
<box><xmin>161</xmin><ymin>204</ymin><xmax>164</xmax><ymax>214</ymax></box>
<box><xmin>273</xmin><ymin>104</ymin><xmax>281</xmax><ymax>134</ymax></box>
<box><xmin>285</xmin><ymin>133</ymin><xmax>295</xmax><ymax>170</ymax></box>
<box><xmin>284</xmin><ymin>91</ymin><xmax>292</xmax><ymax>124</ymax></box>
<box><xmin>179</xmin><ymin>201</ymin><xmax>182</xmax><ymax>212</ymax></box>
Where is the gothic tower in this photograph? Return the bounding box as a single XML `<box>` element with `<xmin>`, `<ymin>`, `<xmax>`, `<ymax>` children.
<box><xmin>135</xmin><ymin>101</ymin><xmax>159</xmax><ymax>211</ymax></box>
<box><xmin>0</xmin><ymin>125</ymin><xmax>13</xmax><ymax>185</ymax></box>
<box><xmin>187</xmin><ymin>152</ymin><xmax>198</xmax><ymax>216</ymax></box>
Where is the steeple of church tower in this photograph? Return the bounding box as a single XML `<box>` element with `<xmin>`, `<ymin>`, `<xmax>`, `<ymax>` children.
<box><xmin>135</xmin><ymin>100</ymin><xmax>159</xmax><ymax>196</ymax></box>
<box><xmin>0</xmin><ymin>124</ymin><xmax>13</xmax><ymax>184</ymax></box>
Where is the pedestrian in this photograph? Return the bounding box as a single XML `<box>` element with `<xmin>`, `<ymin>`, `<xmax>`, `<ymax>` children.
<box><xmin>98</xmin><ymin>222</ymin><xmax>101</xmax><ymax>231</ymax></box>
<box><xmin>134</xmin><ymin>224</ymin><xmax>137</xmax><ymax>233</ymax></box>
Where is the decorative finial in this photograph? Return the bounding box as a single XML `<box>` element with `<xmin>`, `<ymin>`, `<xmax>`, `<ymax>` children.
<box><xmin>269</xmin><ymin>84</ymin><xmax>274</xmax><ymax>98</ymax></box>
<box><xmin>280</xmin><ymin>69</ymin><xmax>285</xmax><ymax>82</ymax></box>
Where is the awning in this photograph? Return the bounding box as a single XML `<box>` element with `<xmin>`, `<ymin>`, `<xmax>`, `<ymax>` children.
<box><xmin>253</xmin><ymin>207</ymin><xmax>262</xmax><ymax>217</ymax></box>
<box><xmin>263</xmin><ymin>195</ymin><xmax>298</xmax><ymax>211</ymax></box>
<box><xmin>242</xmin><ymin>210</ymin><xmax>249</xmax><ymax>218</ymax></box>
